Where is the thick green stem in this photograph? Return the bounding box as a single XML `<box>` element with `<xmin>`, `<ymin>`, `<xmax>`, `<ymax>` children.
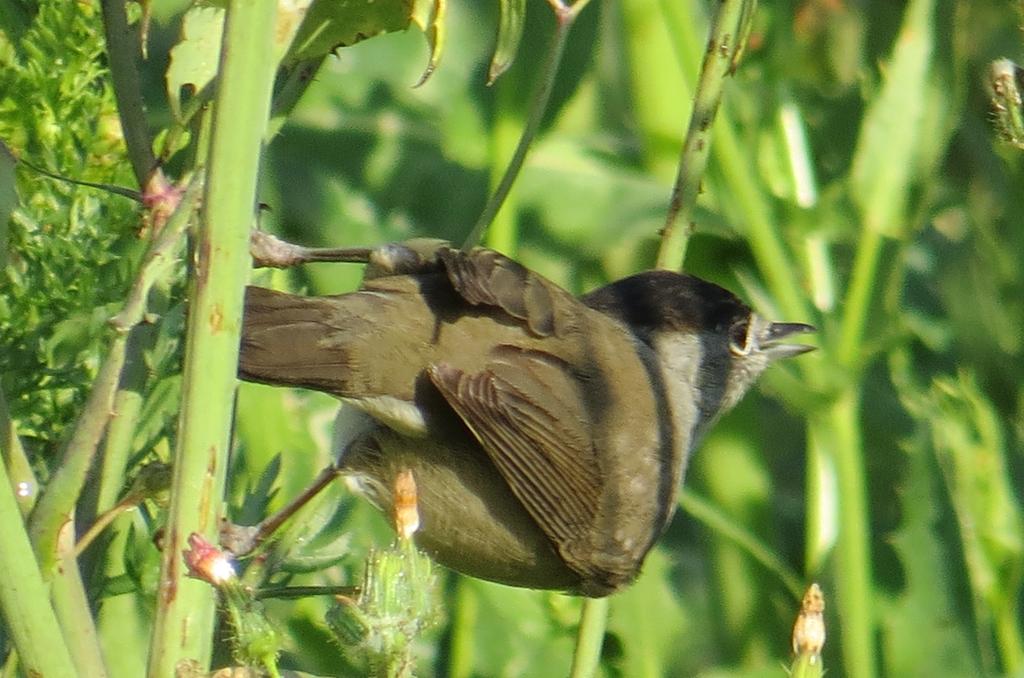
<box><xmin>48</xmin><ymin>518</ymin><xmax>108</xmax><ymax>676</ymax></box>
<box><xmin>0</xmin><ymin>450</ymin><xmax>77</xmax><ymax>677</ymax></box>
<box><xmin>0</xmin><ymin>387</ymin><xmax>36</xmax><ymax>516</ymax></box>
<box><xmin>656</xmin><ymin>0</ymin><xmax>757</xmax><ymax>271</ymax></box>
<box><xmin>569</xmin><ymin>596</ymin><xmax>609</xmax><ymax>678</ymax></box>
<box><xmin>146</xmin><ymin>1</ymin><xmax>279</xmax><ymax>674</ymax></box>
<box><xmin>821</xmin><ymin>203</ymin><xmax>885</xmax><ymax>678</ymax></box>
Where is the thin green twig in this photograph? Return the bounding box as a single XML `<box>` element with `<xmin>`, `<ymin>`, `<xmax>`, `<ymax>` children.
<box><xmin>462</xmin><ymin>0</ymin><xmax>592</xmax><ymax>250</ymax></box>
<box><xmin>679</xmin><ymin>488</ymin><xmax>804</xmax><ymax>599</ymax></box>
<box><xmin>656</xmin><ymin>0</ymin><xmax>758</xmax><ymax>272</ymax></box>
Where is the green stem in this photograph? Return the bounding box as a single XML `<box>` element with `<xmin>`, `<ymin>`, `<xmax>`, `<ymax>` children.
<box><xmin>818</xmin><ymin>202</ymin><xmax>885</xmax><ymax>678</ymax></box>
<box><xmin>712</xmin><ymin>105</ymin><xmax>810</xmax><ymax>321</ymax></box>
<box><xmin>100</xmin><ymin>0</ymin><xmax>156</xmax><ymax>186</ymax></box>
<box><xmin>93</xmin><ymin>322</ymin><xmax>158</xmax><ymax>518</ymax></box>
<box><xmin>0</xmin><ymin>386</ymin><xmax>36</xmax><ymax>516</ymax></box>
<box><xmin>656</xmin><ymin>0</ymin><xmax>757</xmax><ymax>271</ymax></box>
<box><xmin>267</xmin><ymin>56</ymin><xmax>327</xmax><ymax>140</ymax></box>
<box><xmin>819</xmin><ymin>390</ymin><xmax>874</xmax><ymax>678</ymax></box>
<box><xmin>447</xmin><ymin>579</ymin><xmax>477</xmax><ymax>678</ymax></box>
<box><xmin>27</xmin><ymin>176</ymin><xmax>200</xmax><ymax>574</ymax></box>
<box><xmin>836</xmin><ymin>227</ymin><xmax>884</xmax><ymax>367</ymax></box>
<box><xmin>48</xmin><ymin>517</ymin><xmax>108</xmax><ymax>676</ymax></box>
<box><xmin>254</xmin><ymin>585</ymin><xmax>360</xmax><ymax>600</ymax></box>
<box><xmin>146</xmin><ymin>1</ymin><xmax>279</xmax><ymax>673</ymax></box>
<box><xmin>657</xmin><ymin>0</ymin><xmax>809</xmax><ymax>322</ymax></box>
<box><xmin>995</xmin><ymin>596</ymin><xmax>1024</xmax><ymax>676</ymax></box>
<box><xmin>0</xmin><ymin>444</ymin><xmax>77</xmax><ymax>677</ymax></box>
<box><xmin>483</xmin><ymin>80</ymin><xmax>524</xmax><ymax>254</ymax></box>
<box><xmin>569</xmin><ymin>596</ymin><xmax>608</xmax><ymax>678</ymax></box>
<box><xmin>74</xmin><ymin>499</ymin><xmax>133</xmax><ymax>557</ymax></box>
<box><xmin>462</xmin><ymin>0</ymin><xmax>592</xmax><ymax>249</ymax></box>
<box><xmin>679</xmin><ymin>488</ymin><xmax>804</xmax><ymax>599</ymax></box>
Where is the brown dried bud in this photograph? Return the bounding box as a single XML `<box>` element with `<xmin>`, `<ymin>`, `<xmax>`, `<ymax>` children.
<box><xmin>792</xmin><ymin>582</ymin><xmax>826</xmax><ymax>659</ymax></box>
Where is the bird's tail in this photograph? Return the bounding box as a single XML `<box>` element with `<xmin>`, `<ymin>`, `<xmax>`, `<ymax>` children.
<box><xmin>238</xmin><ymin>286</ymin><xmax>354</xmax><ymax>396</ymax></box>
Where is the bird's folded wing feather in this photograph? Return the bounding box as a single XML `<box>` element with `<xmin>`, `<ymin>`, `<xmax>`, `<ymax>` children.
<box><xmin>436</xmin><ymin>246</ymin><xmax>574</xmax><ymax>337</ymax></box>
<box><xmin>428</xmin><ymin>347</ymin><xmax>605</xmax><ymax>579</ymax></box>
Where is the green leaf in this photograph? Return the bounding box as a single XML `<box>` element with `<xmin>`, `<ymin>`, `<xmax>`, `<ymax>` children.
<box><xmin>411</xmin><ymin>0</ymin><xmax>446</xmax><ymax>86</ymax></box>
<box><xmin>517</xmin><ymin>138</ymin><xmax>730</xmax><ymax>258</ymax></box>
<box><xmin>877</xmin><ymin>436</ymin><xmax>982</xmax><ymax>675</ymax></box>
<box><xmin>488</xmin><ymin>0</ymin><xmax>525</xmax><ymax>84</ymax></box>
<box><xmin>607</xmin><ymin>549</ymin><xmax>689</xmax><ymax>677</ymax></box>
<box><xmin>924</xmin><ymin>372</ymin><xmax>1024</xmax><ymax>670</ymax></box>
<box><xmin>888</xmin><ymin>358</ymin><xmax>1023</xmax><ymax>674</ymax></box>
<box><xmin>42</xmin><ymin>303</ymin><xmax>119</xmax><ymax>371</ymax></box>
<box><xmin>165</xmin><ymin>5</ymin><xmax>225</xmax><ymax>120</ymax></box>
<box><xmin>234</xmin><ymin>383</ymin><xmax>328</xmax><ymax>508</ymax></box>
<box><xmin>848</xmin><ymin>0</ymin><xmax>935</xmax><ymax>237</ymax></box>
<box><xmin>451</xmin><ymin>579</ymin><xmax>578</xmax><ymax>675</ymax></box>
<box><xmin>286</xmin><ymin>0</ymin><xmax>413</xmax><ymax>64</ymax></box>
<box><xmin>134</xmin><ymin>372</ymin><xmax>179</xmax><ymax>438</ymax></box>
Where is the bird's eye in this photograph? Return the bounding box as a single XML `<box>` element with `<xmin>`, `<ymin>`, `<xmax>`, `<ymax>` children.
<box><xmin>729</xmin><ymin>319</ymin><xmax>751</xmax><ymax>355</ymax></box>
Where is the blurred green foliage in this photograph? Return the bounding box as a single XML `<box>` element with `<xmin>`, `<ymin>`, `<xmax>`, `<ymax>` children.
<box><xmin>0</xmin><ymin>0</ymin><xmax>140</xmax><ymax>459</ymax></box>
<box><xmin>2</xmin><ymin>0</ymin><xmax>1024</xmax><ymax>676</ymax></box>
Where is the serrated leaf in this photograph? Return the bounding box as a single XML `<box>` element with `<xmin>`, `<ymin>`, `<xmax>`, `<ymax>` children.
<box><xmin>286</xmin><ymin>0</ymin><xmax>413</xmax><ymax>64</ymax></box>
<box><xmin>927</xmin><ymin>373</ymin><xmax>1024</xmax><ymax>612</ymax></box>
<box><xmin>274</xmin><ymin>0</ymin><xmax>315</xmax><ymax>61</ymax></box>
<box><xmin>887</xmin><ymin>360</ymin><xmax>1019</xmax><ymax>674</ymax></box>
<box><xmin>165</xmin><ymin>5</ymin><xmax>225</xmax><ymax>120</ymax></box>
<box><xmin>877</xmin><ymin>437</ymin><xmax>981</xmax><ymax>675</ymax></box>
<box><xmin>488</xmin><ymin>0</ymin><xmax>525</xmax><ymax>84</ymax></box>
<box><xmin>410</xmin><ymin>0</ymin><xmax>446</xmax><ymax>86</ymax></box>
<box><xmin>849</xmin><ymin>0</ymin><xmax>934</xmax><ymax>237</ymax></box>
<box><xmin>235</xmin><ymin>383</ymin><xmax>325</xmax><ymax>507</ymax></box>
<box><xmin>233</xmin><ymin>454</ymin><xmax>283</xmax><ymax>526</ymax></box>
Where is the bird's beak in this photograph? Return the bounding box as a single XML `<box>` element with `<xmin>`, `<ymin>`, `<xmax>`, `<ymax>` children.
<box><xmin>761</xmin><ymin>322</ymin><xmax>816</xmax><ymax>360</ymax></box>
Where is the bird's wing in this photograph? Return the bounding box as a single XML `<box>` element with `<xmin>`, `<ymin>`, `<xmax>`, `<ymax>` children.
<box><xmin>428</xmin><ymin>346</ymin><xmax>606</xmax><ymax>580</ymax></box>
<box><xmin>436</xmin><ymin>246</ymin><xmax>572</xmax><ymax>337</ymax></box>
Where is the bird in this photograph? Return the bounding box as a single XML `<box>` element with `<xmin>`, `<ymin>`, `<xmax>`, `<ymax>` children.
<box><xmin>238</xmin><ymin>239</ymin><xmax>814</xmax><ymax>597</ymax></box>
